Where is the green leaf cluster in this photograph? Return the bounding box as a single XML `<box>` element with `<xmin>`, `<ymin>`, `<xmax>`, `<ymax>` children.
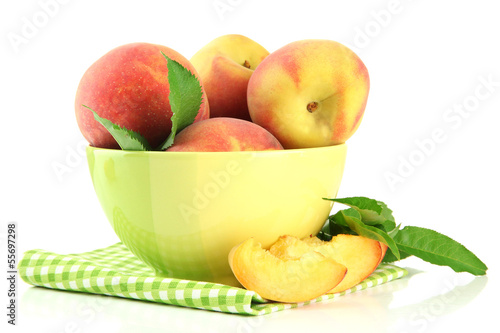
<box><xmin>318</xmin><ymin>197</ymin><xmax>487</xmax><ymax>276</ymax></box>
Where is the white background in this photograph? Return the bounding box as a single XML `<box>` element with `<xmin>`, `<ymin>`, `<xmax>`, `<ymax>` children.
<box><xmin>1</xmin><ymin>0</ymin><xmax>499</xmax><ymax>332</ymax></box>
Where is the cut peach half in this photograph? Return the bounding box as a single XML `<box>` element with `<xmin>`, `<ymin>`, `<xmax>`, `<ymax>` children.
<box><xmin>228</xmin><ymin>238</ymin><xmax>347</xmax><ymax>303</ymax></box>
<box><xmin>270</xmin><ymin>234</ymin><xmax>383</xmax><ymax>294</ymax></box>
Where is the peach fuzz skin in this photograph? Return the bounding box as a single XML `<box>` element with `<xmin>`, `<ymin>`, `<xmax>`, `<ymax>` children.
<box><xmin>75</xmin><ymin>42</ymin><xmax>209</xmax><ymax>149</ymax></box>
<box><xmin>247</xmin><ymin>39</ymin><xmax>370</xmax><ymax>149</ymax></box>
<box><xmin>166</xmin><ymin>118</ymin><xmax>283</xmax><ymax>152</ymax></box>
<box><xmin>190</xmin><ymin>35</ymin><xmax>269</xmax><ymax>121</ymax></box>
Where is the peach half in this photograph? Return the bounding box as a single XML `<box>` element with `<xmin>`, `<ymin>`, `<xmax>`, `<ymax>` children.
<box><xmin>228</xmin><ymin>238</ymin><xmax>347</xmax><ymax>303</ymax></box>
<box><xmin>270</xmin><ymin>234</ymin><xmax>383</xmax><ymax>293</ymax></box>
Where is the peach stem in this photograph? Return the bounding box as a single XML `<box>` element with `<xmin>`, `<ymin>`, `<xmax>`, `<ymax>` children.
<box><xmin>307</xmin><ymin>101</ymin><xmax>319</xmax><ymax>113</ymax></box>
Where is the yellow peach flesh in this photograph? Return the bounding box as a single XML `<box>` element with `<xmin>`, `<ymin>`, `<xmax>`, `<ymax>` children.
<box><xmin>229</xmin><ymin>238</ymin><xmax>347</xmax><ymax>303</ymax></box>
<box><xmin>271</xmin><ymin>234</ymin><xmax>382</xmax><ymax>293</ymax></box>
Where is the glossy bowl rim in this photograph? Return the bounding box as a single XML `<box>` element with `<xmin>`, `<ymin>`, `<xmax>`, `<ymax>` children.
<box><xmin>86</xmin><ymin>143</ymin><xmax>347</xmax><ymax>157</ymax></box>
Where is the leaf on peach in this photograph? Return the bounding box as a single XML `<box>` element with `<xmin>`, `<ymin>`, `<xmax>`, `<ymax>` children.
<box><xmin>157</xmin><ymin>53</ymin><xmax>203</xmax><ymax>150</ymax></box>
<box><xmin>84</xmin><ymin>105</ymin><xmax>151</xmax><ymax>151</ymax></box>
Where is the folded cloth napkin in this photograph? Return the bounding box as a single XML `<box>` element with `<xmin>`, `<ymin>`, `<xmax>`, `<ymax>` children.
<box><xmin>19</xmin><ymin>243</ymin><xmax>407</xmax><ymax>315</ymax></box>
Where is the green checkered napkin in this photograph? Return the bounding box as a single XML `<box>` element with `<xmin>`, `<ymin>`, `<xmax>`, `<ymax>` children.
<box><xmin>19</xmin><ymin>243</ymin><xmax>407</xmax><ymax>315</ymax></box>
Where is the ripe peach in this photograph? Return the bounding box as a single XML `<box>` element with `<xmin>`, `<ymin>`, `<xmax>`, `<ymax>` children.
<box><xmin>247</xmin><ymin>39</ymin><xmax>370</xmax><ymax>149</ymax></box>
<box><xmin>166</xmin><ymin>117</ymin><xmax>283</xmax><ymax>152</ymax></box>
<box><xmin>190</xmin><ymin>35</ymin><xmax>269</xmax><ymax>121</ymax></box>
<box><xmin>75</xmin><ymin>42</ymin><xmax>209</xmax><ymax>149</ymax></box>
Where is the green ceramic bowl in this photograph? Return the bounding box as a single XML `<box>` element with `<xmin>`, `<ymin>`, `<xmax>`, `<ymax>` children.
<box><xmin>86</xmin><ymin>144</ymin><xmax>347</xmax><ymax>286</ymax></box>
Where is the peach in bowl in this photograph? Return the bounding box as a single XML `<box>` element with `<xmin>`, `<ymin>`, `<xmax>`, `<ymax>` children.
<box><xmin>86</xmin><ymin>144</ymin><xmax>347</xmax><ymax>286</ymax></box>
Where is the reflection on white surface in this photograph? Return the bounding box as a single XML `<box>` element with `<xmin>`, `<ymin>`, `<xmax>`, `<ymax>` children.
<box><xmin>19</xmin><ymin>259</ymin><xmax>490</xmax><ymax>333</ymax></box>
<box><xmin>387</xmin><ymin>267</ymin><xmax>488</xmax><ymax>332</ymax></box>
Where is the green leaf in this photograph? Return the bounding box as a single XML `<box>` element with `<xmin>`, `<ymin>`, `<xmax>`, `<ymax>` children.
<box><xmin>393</xmin><ymin>226</ymin><xmax>488</xmax><ymax>275</ymax></box>
<box><xmin>331</xmin><ymin>209</ymin><xmax>400</xmax><ymax>260</ymax></box>
<box><xmin>377</xmin><ymin>200</ymin><xmax>396</xmax><ymax>223</ymax></box>
<box><xmin>316</xmin><ymin>222</ymin><xmax>332</xmax><ymax>241</ymax></box>
<box><xmin>382</xmin><ymin>248</ymin><xmax>412</xmax><ymax>263</ymax></box>
<box><xmin>379</xmin><ymin>220</ymin><xmax>398</xmax><ymax>234</ymax></box>
<box><xmin>84</xmin><ymin>105</ymin><xmax>151</xmax><ymax>151</ymax></box>
<box><xmin>325</xmin><ymin>196</ymin><xmax>394</xmax><ymax>226</ymax></box>
<box><xmin>157</xmin><ymin>53</ymin><xmax>203</xmax><ymax>150</ymax></box>
<box><xmin>317</xmin><ymin>218</ymin><xmax>355</xmax><ymax>241</ymax></box>
<box><xmin>387</xmin><ymin>223</ymin><xmax>402</xmax><ymax>237</ymax></box>
<box><xmin>320</xmin><ymin>196</ymin><xmax>488</xmax><ymax>275</ymax></box>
